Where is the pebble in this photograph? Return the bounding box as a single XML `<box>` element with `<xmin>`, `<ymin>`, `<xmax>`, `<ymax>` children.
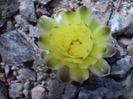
<box><xmin>29</xmin><ymin>25</ymin><xmax>41</xmax><ymax>38</ymax></box>
<box><xmin>13</xmin><ymin>71</ymin><xmax>18</xmax><ymax>76</ymax></box>
<box><xmin>118</xmin><ymin>37</ymin><xmax>131</xmax><ymax>47</ymax></box>
<box><xmin>14</xmin><ymin>15</ymin><xmax>29</xmax><ymax>32</ymax></box>
<box><xmin>17</xmin><ymin>68</ymin><xmax>36</xmax><ymax>81</ymax></box>
<box><xmin>110</xmin><ymin>58</ymin><xmax>132</xmax><ymax>78</ymax></box>
<box><xmin>49</xmin><ymin>79</ymin><xmax>65</xmax><ymax>99</ymax></box>
<box><xmin>117</xmin><ymin>44</ymin><xmax>127</xmax><ymax>57</ymax></box>
<box><xmin>24</xmin><ymin>81</ymin><xmax>30</xmax><ymax>89</ymax></box>
<box><xmin>5</xmin><ymin>20</ymin><xmax>14</xmax><ymax>32</ymax></box>
<box><xmin>9</xmin><ymin>83</ymin><xmax>23</xmax><ymax>99</ymax></box>
<box><xmin>127</xmin><ymin>38</ymin><xmax>133</xmax><ymax>55</ymax></box>
<box><xmin>4</xmin><ymin>65</ymin><xmax>10</xmax><ymax>77</ymax></box>
<box><xmin>0</xmin><ymin>0</ymin><xmax>19</xmax><ymax>18</ymax></box>
<box><xmin>31</xmin><ymin>85</ymin><xmax>45</xmax><ymax>99</ymax></box>
<box><xmin>37</xmin><ymin>72</ymin><xmax>46</xmax><ymax>81</ymax></box>
<box><xmin>11</xmin><ymin>66</ymin><xmax>19</xmax><ymax>70</ymax></box>
<box><xmin>23</xmin><ymin>89</ymin><xmax>29</xmax><ymax>98</ymax></box>
<box><xmin>62</xmin><ymin>83</ymin><xmax>78</xmax><ymax>99</ymax></box>
<box><xmin>121</xmin><ymin>70</ymin><xmax>133</xmax><ymax>99</ymax></box>
<box><xmin>19</xmin><ymin>0</ymin><xmax>37</xmax><ymax>23</ymax></box>
<box><xmin>127</xmin><ymin>45</ymin><xmax>133</xmax><ymax>55</ymax></box>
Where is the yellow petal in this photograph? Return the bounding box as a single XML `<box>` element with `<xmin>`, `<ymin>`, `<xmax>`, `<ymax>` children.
<box><xmin>79</xmin><ymin>55</ymin><xmax>97</xmax><ymax>69</ymax></box>
<box><xmin>88</xmin><ymin>17</ymin><xmax>101</xmax><ymax>33</ymax></box>
<box><xmin>54</xmin><ymin>9</ymin><xmax>67</xmax><ymax>25</ymax></box>
<box><xmin>70</xmin><ymin>67</ymin><xmax>89</xmax><ymax>82</ymax></box>
<box><xmin>63</xmin><ymin>61</ymin><xmax>77</xmax><ymax>68</ymax></box>
<box><xmin>90</xmin><ymin>42</ymin><xmax>107</xmax><ymax>59</ymax></box>
<box><xmin>61</xmin><ymin>11</ymin><xmax>81</xmax><ymax>25</ymax></box>
<box><xmin>37</xmin><ymin>41</ymin><xmax>50</xmax><ymax>50</ymax></box>
<box><xmin>92</xmin><ymin>25</ymin><xmax>111</xmax><ymax>44</ymax></box>
<box><xmin>44</xmin><ymin>53</ymin><xmax>63</xmax><ymax>70</ymax></box>
<box><xmin>89</xmin><ymin>59</ymin><xmax>110</xmax><ymax>77</ymax></box>
<box><xmin>39</xmin><ymin>15</ymin><xmax>59</xmax><ymax>31</ymax></box>
<box><xmin>103</xmin><ymin>43</ymin><xmax>116</xmax><ymax>58</ymax></box>
<box><xmin>57</xmin><ymin>66</ymin><xmax>72</xmax><ymax>83</ymax></box>
<box><xmin>77</xmin><ymin>6</ymin><xmax>92</xmax><ymax>26</ymax></box>
<box><xmin>38</xmin><ymin>32</ymin><xmax>50</xmax><ymax>50</ymax></box>
<box><xmin>63</xmin><ymin>58</ymin><xmax>83</xmax><ymax>63</ymax></box>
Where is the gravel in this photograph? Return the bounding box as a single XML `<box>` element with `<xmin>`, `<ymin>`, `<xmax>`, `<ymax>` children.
<box><xmin>0</xmin><ymin>0</ymin><xmax>133</xmax><ymax>99</ymax></box>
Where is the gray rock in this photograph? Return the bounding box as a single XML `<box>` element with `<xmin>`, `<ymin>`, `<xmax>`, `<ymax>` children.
<box><xmin>109</xmin><ymin>11</ymin><xmax>129</xmax><ymax>34</ymax></box>
<box><xmin>0</xmin><ymin>30</ymin><xmax>39</xmax><ymax>66</ymax></box>
<box><xmin>127</xmin><ymin>45</ymin><xmax>133</xmax><ymax>55</ymax></box>
<box><xmin>0</xmin><ymin>0</ymin><xmax>19</xmax><ymax>18</ymax></box>
<box><xmin>0</xmin><ymin>18</ymin><xmax>6</xmax><ymax>28</ymax></box>
<box><xmin>103</xmin><ymin>77</ymin><xmax>123</xmax><ymax>99</ymax></box>
<box><xmin>129</xmin><ymin>55</ymin><xmax>133</xmax><ymax>67</ymax></box>
<box><xmin>17</xmin><ymin>68</ymin><xmax>36</xmax><ymax>81</ymax></box>
<box><xmin>105</xmin><ymin>49</ymin><xmax>122</xmax><ymax>63</ymax></box>
<box><xmin>49</xmin><ymin>79</ymin><xmax>65</xmax><ymax>99</ymax></box>
<box><xmin>37</xmin><ymin>72</ymin><xmax>46</xmax><ymax>81</ymax></box>
<box><xmin>32</xmin><ymin>59</ymin><xmax>48</xmax><ymax>72</ymax></box>
<box><xmin>62</xmin><ymin>83</ymin><xmax>78</xmax><ymax>99</ymax></box>
<box><xmin>31</xmin><ymin>85</ymin><xmax>45</xmax><ymax>99</ymax></box>
<box><xmin>33</xmin><ymin>0</ymin><xmax>52</xmax><ymax>5</ymax></box>
<box><xmin>83</xmin><ymin>0</ymin><xmax>133</xmax><ymax>36</ymax></box>
<box><xmin>110</xmin><ymin>58</ymin><xmax>132</xmax><ymax>78</ymax></box>
<box><xmin>117</xmin><ymin>22</ymin><xmax>133</xmax><ymax>36</ymax></box>
<box><xmin>108</xmin><ymin>1</ymin><xmax>133</xmax><ymax>35</ymax></box>
<box><xmin>23</xmin><ymin>81</ymin><xmax>30</xmax><ymax>89</ymax></box>
<box><xmin>14</xmin><ymin>15</ymin><xmax>29</xmax><ymax>32</ymax></box>
<box><xmin>4</xmin><ymin>19</ymin><xmax>14</xmax><ymax>32</ymax></box>
<box><xmin>19</xmin><ymin>0</ymin><xmax>37</xmax><ymax>23</ymax></box>
<box><xmin>78</xmin><ymin>87</ymin><xmax>107</xmax><ymax>99</ymax></box>
<box><xmin>29</xmin><ymin>25</ymin><xmax>41</xmax><ymax>38</ymax></box>
<box><xmin>117</xmin><ymin>44</ymin><xmax>127</xmax><ymax>57</ymax></box>
<box><xmin>78</xmin><ymin>77</ymin><xmax>123</xmax><ymax>99</ymax></box>
<box><xmin>0</xmin><ymin>0</ymin><xmax>19</xmax><ymax>29</ymax></box>
<box><xmin>105</xmin><ymin>43</ymin><xmax>126</xmax><ymax>64</ymax></box>
<box><xmin>82</xmin><ymin>0</ymin><xmax>113</xmax><ymax>24</ymax></box>
<box><xmin>39</xmin><ymin>94</ymin><xmax>49</xmax><ymax>99</ymax></box>
<box><xmin>121</xmin><ymin>69</ymin><xmax>133</xmax><ymax>99</ymax></box>
<box><xmin>127</xmin><ymin>38</ymin><xmax>133</xmax><ymax>55</ymax></box>
<box><xmin>9</xmin><ymin>83</ymin><xmax>23</xmax><ymax>99</ymax></box>
<box><xmin>0</xmin><ymin>0</ymin><xmax>8</xmax><ymax>10</ymax></box>
<box><xmin>0</xmin><ymin>81</ymin><xmax>8</xmax><ymax>99</ymax></box>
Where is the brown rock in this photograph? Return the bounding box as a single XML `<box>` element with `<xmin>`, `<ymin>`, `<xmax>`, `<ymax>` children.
<box><xmin>118</xmin><ymin>38</ymin><xmax>131</xmax><ymax>47</ymax></box>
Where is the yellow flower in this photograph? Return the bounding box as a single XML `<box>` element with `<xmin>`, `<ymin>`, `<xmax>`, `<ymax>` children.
<box><xmin>38</xmin><ymin>6</ymin><xmax>116</xmax><ymax>82</ymax></box>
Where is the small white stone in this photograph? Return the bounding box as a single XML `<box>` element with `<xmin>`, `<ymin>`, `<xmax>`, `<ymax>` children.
<box><xmin>23</xmin><ymin>89</ymin><xmax>29</xmax><ymax>98</ymax></box>
<box><xmin>31</xmin><ymin>85</ymin><xmax>45</xmax><ymax>99</ymax></box>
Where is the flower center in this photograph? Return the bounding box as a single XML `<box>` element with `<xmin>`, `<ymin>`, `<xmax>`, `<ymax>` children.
<box><xmin>50</xmin><ymin>25</ymin><xmax>93</xmax><ymax>62</ymax></box>
<box><xmin>67</xmin><ymin>39</ymin><xmax>83</xmax><ymax>55</ymax></box>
